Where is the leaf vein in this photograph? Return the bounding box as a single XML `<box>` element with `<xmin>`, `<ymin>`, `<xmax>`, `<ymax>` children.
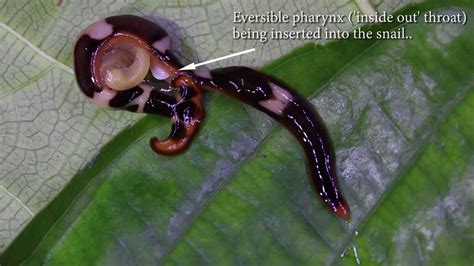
<box><xmin>0</xmin><ymin>22</ymin><xmax>73</xmax><ymax>75</ymax></box>
<box><xmin>0</xmin><ymin>185</ymin><xmax>34</xmax><ymax>216</ymax></box>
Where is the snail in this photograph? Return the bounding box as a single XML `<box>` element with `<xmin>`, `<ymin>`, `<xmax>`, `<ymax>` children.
<box><xmin>74</xmin><ymin>15</ymin><xmax>350</xmax><ymax>219</ymax></box>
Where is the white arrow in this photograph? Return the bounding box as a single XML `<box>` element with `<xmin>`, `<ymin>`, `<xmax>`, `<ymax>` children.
<box><xmin>179</xmin><ymin>48</ymin><xmax>256</xmax><ymax>71</ymax></box>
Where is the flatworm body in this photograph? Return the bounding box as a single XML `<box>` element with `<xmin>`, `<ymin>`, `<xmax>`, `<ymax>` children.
<box><xmin>74</xmin><ymin>15</ymin><xmax>350</xmax><ymax>219</ymax></box>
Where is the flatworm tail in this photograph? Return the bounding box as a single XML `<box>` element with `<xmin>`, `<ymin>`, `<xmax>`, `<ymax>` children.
<box><xmin>204</xmin><ymin>67</ymin><xmax>350</xmax><ymax>219</ymax></box>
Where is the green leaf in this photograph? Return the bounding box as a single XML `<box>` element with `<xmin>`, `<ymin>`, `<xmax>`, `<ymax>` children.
<box><xmin>1</xmin><ymin>0</ymin><xmax>474</xmax><ymax>265</ymax></box>
<box><xmin>0</xmin><ymin>0</ymin><xmax>363</xmax><ymax>255</ymax></box>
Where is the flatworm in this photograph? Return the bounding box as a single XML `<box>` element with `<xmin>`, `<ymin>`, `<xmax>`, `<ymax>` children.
<box><xmin>74</xmin><ymin>15</ymin><xmax>350</xmax><ymax>219</ymax></box>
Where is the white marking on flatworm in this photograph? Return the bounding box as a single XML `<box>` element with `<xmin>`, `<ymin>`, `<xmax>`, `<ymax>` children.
<box><xmin>259</xmin><ymin>99</ymin><xmax>287</xmax><ymax>115</ymax></box>
<box><xmin>92</xmin><ymin>88</ymin><xmax>117</xmax><ymax>109</ymax></box>
<box><xmin>151</xmin><ymin>65</ymin><xmax>170</xmax><ymax>80</ymax></box>
<box><xmin>152</xmin><ymin>36</ymin><xmax>171</xmax><ymax>53</ymax></box>
<box><xmin>136</xmin><ymin>84</ymin><xmax>154</xmax><ymax>113</ymax></box>
<box><xmin>259</xmin><ymin>82</ymin><xmax>293</xmax><ymax>115</ymax></box>
<box><xmin>270</xmin><ymin>82</ymin><xmax>294</xmax><ymax>103</ymax></box>
<box><xmin>84</xmin><ymin>20</ymin><xmax>113</xmax><ymax>40</ymax></box>
<box><xmin>194</xmin><ymin>67</ymin><xmax>212</xmax><ymax>79</ymax></box>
